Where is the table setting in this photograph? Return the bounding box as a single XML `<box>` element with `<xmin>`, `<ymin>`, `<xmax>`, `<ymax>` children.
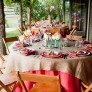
<box><xmin>10</xmin><ymin>30</ymin><xmax>92</xmax><ymax>59</ymax></box>
<box><xmin>2</xmin><ymin>28</ymin><xmax>92</xmax><ymax>92</ymax></box>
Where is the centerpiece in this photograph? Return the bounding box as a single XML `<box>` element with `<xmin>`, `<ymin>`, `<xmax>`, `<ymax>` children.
<box><xmin>43</xmin><ymin>31</ymin><xmax>61</xmax><ymax>48</ymax></box>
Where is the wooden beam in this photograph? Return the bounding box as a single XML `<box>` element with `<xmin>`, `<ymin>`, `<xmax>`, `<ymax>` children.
<box><xmin>0</xmin><ymin>0</ymin><xmax>6</xmax><ymax>55</ymax></box>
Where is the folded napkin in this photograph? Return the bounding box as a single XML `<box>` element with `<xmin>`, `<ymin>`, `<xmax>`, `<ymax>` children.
<box><xmin>41</xmin><ymin>51</ymin><xmax>63</xmax><ymax>58</ymax></box>
<box><xmin>32</xmin><ymin>39</ymin><xmax>41</xmax><ymax>42</ymax></box>
<box><xmin>68</xmin><ymin>50</ymin><xmax>91</xmax><ymax>58</ymax></box>
<box><xmin>13</xmin><ymin>42</ymin><xmax>23</xmax><ymax>50</ymax></box>
<box><xmin>84</xmin><ymin>44</ymin><xmax>92</xmax><ymax>53</ymax></box>
<box><xmin>68</xmin><ymin>51</ymin><xmax>77</xmax><ymax>58</ymax></box>
<box><xmin>82</xmin><ymin>40</ymin><xmax>90</xmax><ymax>44</ymax></box>
<box><xmin>14</xmin><ymin>42</ymin><xmax>23</xmax><ymax>47</ymax></box>
<box><xmin>20</xmin><ymin>48</ymin><xmax>38</xmax><ymax>56</ymax></box>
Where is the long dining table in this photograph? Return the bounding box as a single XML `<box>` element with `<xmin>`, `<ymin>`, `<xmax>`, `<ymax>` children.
<box><xmin>2</xmin><ymin>40</ymin><xmax>92</xmax><ymax>92</ymax></box>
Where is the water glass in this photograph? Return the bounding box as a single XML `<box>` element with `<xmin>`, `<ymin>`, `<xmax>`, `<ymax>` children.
<box><xmin>58</xmin><ymin>40</ymin><xmax>63</xmax><ymax>49</ymax></box>
<box><xmin>75</xmin><ymin>40</ymin><xmax>82</xmax><ymax>48</ymax></box>
<box><xmin>30</xmin><ymin>36</ymin><xmax>33</xmax><ymax>45</ymax></box>
<box><xmin>63</xmin><ymin>39</ymin><xmax>68</xmax><ymax>47</ymax></box>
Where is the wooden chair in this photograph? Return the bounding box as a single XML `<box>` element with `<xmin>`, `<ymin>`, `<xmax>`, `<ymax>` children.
<box><xmin>18</xmin><ymin>28</ymin><xmax>24</xmax><ymax>35</ymax></box>
<box><xmin>66</xmin><ymin>26</ymin><xmax>82</xmax><ymax>41</ymax></box>
<box><xmin>49</xmin><ymin>27</ymin><xmax>60</xmax><ymax>35</ymax></box>
<box><xmin>81</xmin><ymin>82</ymin><xmax>92</xmax><ymax>92</ymax></box>
<box><xmin>0</xmin><ymin>54</ymin><xmax>5</xmax><ymax>62</ymax></box>
<box><xmin>0</xmin><ymin>72</ymin><xmax>18</xmax><ymax>92</ymax></box>
<box><xmin>0</xmin><ymin>80</ymin><xmax>18</xmax><ymax>92</ymax></box>
<box><xmin>0</xmin><ymin>54</ymin><xmax>5</xmax><ymax>74</ymax></box>
<box><xmin>69</xmin><ymin>28</ymin><xmax>77</xmax><ymax>35</ymax></box>
<box><xmin>70</xmin><ymin>24</ymin><xmax>78</xmax><ymax>35</ymax></box>
<box><xmin>66</xmin><ymin>35</ymin><xmax>82</xmax><ymax>41</ymax></box>
<box><xmin>17</xmin><ymin>71</ymin><xmax>61</xmax><ymax>92</ymax></box>
<box><xmin>2</xmin><ymin>37</ymin><xmax>18</xmax><ymax>55</ymax></box>
<box><xmin>31</xmin><ymin>28</ymin><xmax>41</xmax><ymax>35</ymax></box>
<box><xmin>0</xmin><ymin>48</ymin><xmax>6</xmax><ymax>74</ymax></box>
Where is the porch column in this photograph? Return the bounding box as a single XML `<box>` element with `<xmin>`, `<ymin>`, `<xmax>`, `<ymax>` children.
<box><xmin>0</xmin><ymin>0</ymin><xmax>6</xmax><ymax>54</ymax></box>
<box><xmin>87</xmin><ymin>0</ymin><xmax>92</xmax><ymax>43</ymax></box>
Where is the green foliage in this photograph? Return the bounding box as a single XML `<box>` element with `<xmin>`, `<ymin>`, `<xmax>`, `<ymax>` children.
<box><xmin>4</xmin><ymin>0</ymin><xmax>63</xmax><ymax>22</ymax></box>
<box><xmin>4</xmin><ymin>0</ymin><xmax>12</xmax><ymax>5</ymax></box>
<box><xmin>6</xmin><ymin>30</ymin><xmax>21</xmax><ymax>38</ymax></box>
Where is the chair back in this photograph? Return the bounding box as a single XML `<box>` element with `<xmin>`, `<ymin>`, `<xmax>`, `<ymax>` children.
<box><xmin>66</xmin><ymin>35</ymin><xmax>82</xmax><ymax>41</ymax></box>
<box><xmin>0</xmin><ymin>54</ymin><xmax>5</xmax><ymax>62</ymax></box>
<box><xmin>17</xmin><ymin>71</ymin><xmax>61</xmax><ymax>92</ymax></box>
<box><xmin>49</xmin><ymin>27</ymin><xmax>60</xmax><ymax>35</ymax></box>
<box><xmin>69</xmin><ymin>28</ymin><xmax>76</xmax><ymax>35</ymax></box>
<box><xmin>81</xmin><ymin>82</ymin><xmax>92</xmax><ymax>92</ymax></box>
<box><xmin>31</xmin><ymin>28</ymin><xmax>40</xmax><ymax>35</ymax></box>
<box><xmin>0</xmin><ymin>54</ymin><xmax>5</xmax><ymax>74</ymax></box>
<box><xmin>18</xmin><ymin>28</ymin><xmax>24</xmax><ymax>35</ymax></box>
<box><xmin>0</xmin><ymin>72</ymin><xmax>19</xmax><ymax>92</ymax></box>
<box><xmin>0</xmin><ymin>80</ymin><xmax>11</xmax><ymax>92</ymax></box>
<box><xmin>2</xmin><ymin>37</ymin><xmax>18</xmax><ymax>54</ymax></box>
<box><xmin>66</xmin><ymin>26</ymin><xmax>82</xmax><ymax>41</ymax></box>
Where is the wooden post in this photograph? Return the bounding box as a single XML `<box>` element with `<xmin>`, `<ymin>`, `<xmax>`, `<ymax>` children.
<box><xmin>19</xmin><ymin>0</ymin><xmax>23</xmax><ymax>31</ymax></box>
<box><xmin>86</xmin><ymin>0</ymin><xmax>91</xmax><ymax>41</ymax></box>
<box><xmin>0</xmin><ymin>0</ymin><xmax>6</xmax><ymax>55</ymax></box>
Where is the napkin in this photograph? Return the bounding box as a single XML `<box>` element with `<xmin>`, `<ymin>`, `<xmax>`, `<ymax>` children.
<box><xmin>13</xmin><ymin>42</ymin><xmax>23</xmax><ymax>50</ymax></box>
<box><xmin>68</xmin><ymin>51</ymin><xmax>77</xmax><ymax>58</ymax></box>
<box><xmin>20</xmin><ymin>48</ymin><xmax>38</xmax><ymax>56</ymax></box>
<box><xmin>14</xmin><ymin>42</ymin><xmax>23</xmax><ymax>47</ymax></box>
<box><xmin>85</xmin><ymin>44</ymin><xmax>92</xmax><ymax>53</ymax></box>
<box><xmin>41</xmin><ymin>51</ymin><xmax>63</xmax><ymax>58</ymax></box>
<box><xmin>82</xmin><ymin>40</ymin><xmax>90</xmax><ymax>44</ymax></box>
<box><xmin>32</xmin><ymin>39</ymin><xmax>41</xmax><ymax>42</ymax></box>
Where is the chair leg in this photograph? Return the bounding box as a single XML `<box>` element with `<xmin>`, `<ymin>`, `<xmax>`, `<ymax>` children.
<box><xmin>81</xmin><ymin>86</ymin><xmax>84</xmax><ymax>92</ymax></box>
<box><xmin>0</xmin><ymin>54</ymin><xmax>5</xmax><ymax>62</ymax></box>
<box><xmin>0</xmin><ymin>70</ymin><xmax>3</xmax><ymax>74</ymax></box>
<box><xmin>84</xmin><ymin>84</ymin><xmax>92</xmax><ymax>92</ymax></box>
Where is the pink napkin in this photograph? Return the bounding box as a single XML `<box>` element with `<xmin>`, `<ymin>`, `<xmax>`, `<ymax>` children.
<box><xmin>20</xmin><ymin>48</ymin><xmax>38</xmax><ymax>56</ymax></box>
<box><xmin>33</xmin><ymin>39</ymin><xmax>41</xmax><ymax>42</ymax></box>
<box><xmin>68</xmin><ymin>51</ymin><xmax>77</xmax><ymax>58</ymax></box>
<box><xmin>41</xmin><ymin>51</ymin><xmax>63</xmax><ymax>58</ymax></box>
<box><xmin>85</xmin><ymin>45</ymin><xmax>92</xmax><ymax>53</ymax></box>
<box><xmin>13</xmin><ymin>42</ymin><xmax>23</xmax><ymax>50</ymax></box>
<box><xmin>14</xmin><ymin>42</ymin><xmax>23</xmax><ymax>47</ymax></box>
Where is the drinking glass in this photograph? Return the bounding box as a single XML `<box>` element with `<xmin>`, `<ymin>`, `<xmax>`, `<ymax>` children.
<box><xmin>75</xmin><ymin>40</ymin><xmax>82</xmax><ymax>48</ymax></box>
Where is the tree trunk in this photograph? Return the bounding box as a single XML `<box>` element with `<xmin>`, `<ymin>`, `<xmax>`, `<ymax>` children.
<box><xmin>62</xmin><ymin>0</ymin><xmax>65</xmax><ymax>21</ymax></box>
<box><xmin>27</xmin><ymin>6</ymin><xmax>31</xmax><ymax>26</ymax></box>
<box><xmin>19</xmin><ymin>0</ymin><xmax>23</xmax><ymax>31</ymax></box>
<box><xmin>57</xmin><ymin>0</ymin><xmax>61</xmax><ymax>21</ymax></box>
<box><xmin>0</xmin><ymin>0</ymin><xmax>6</xmax><ymax>54</ymax></box>
<box><xmin>48</xmin><ymin>7</ymin><xmax>52</xmax><ymax>24</ymax></box>
<box><xmin>26</xmin><ymin>0</ymin><xmax>32</xmax><ymax>27</ymax></box>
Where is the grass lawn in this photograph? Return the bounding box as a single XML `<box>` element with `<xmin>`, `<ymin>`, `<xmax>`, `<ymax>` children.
<box><xmin>6</xmin><ymin>29</ymin><xmax>21</xmax><ymax>38</ymax></box>
<box><xmin>6</xmin><ymin>29</ymin><xmax>21</xmax><ymax>46</ymax></box>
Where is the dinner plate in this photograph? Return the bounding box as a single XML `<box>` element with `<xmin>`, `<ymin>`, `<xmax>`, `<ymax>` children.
<box><xmin>76</xmin><ymin>50</ymin><xmax>91</xmax><ymax>57</ymax></box>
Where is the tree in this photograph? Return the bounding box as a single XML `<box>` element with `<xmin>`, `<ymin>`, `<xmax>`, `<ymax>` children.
<box><xmin>22</xmin><ymin>0</ymin><xmax>46</xmax><ymax>25</ymax></box>
<box><xmin>4</xmin><ymin>0</ymin><xmax>64</xmax><ymax>26</ymax></box>
<box><xmin>40</xmin><ymin>0</ymin><xmax>63</xmax><ymax>22</ymax></box>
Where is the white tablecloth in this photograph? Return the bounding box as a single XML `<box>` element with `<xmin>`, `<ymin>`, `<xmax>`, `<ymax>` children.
<box><xmin>3</xmin><ymin>41</ymin><xmax>92</xmax><ymax>84</ymax></box>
